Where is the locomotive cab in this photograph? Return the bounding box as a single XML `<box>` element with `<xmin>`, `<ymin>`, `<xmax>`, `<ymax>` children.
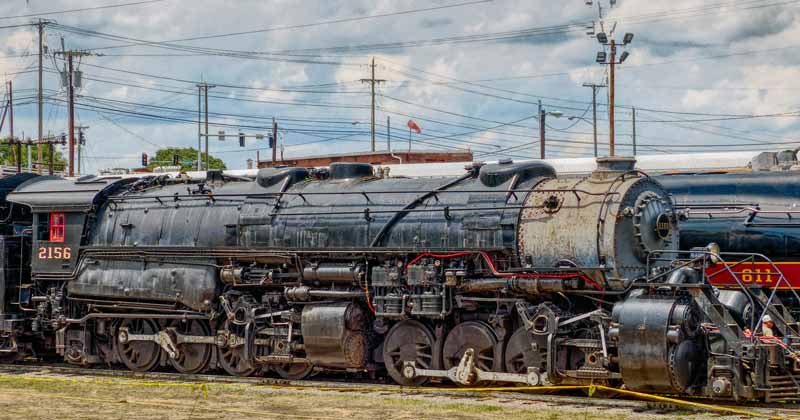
<box><xmin>6</xmin><ymin>176</ymin><xmax>133</xmax><ymax>351</ymax></box>
<box><xmin>8</xmin><ymin>176</ymin><xmax>130</xmax><ymax>277</ymax></box>
<box><xmin>31</xmin><ymin>211</ymin><xmax>80</xmax><ymax>274</ymax></box>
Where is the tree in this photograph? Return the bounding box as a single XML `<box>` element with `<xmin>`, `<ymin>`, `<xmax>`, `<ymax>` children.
<box><xmin>146</xmin><ymin>147</ymin><xmax>226</xmax><ymax>171</ymax></box>
<box><xmin>0</xmin><ymin>140</ymin><xmax>67</xmax><ymax>172</ymax></box>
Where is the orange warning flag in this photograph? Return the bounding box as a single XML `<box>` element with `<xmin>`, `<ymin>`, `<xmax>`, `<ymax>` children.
<box><xmin>407</xmin><ymin>119</ymin><xmax>421</xmax><ymax>134</ymax></box>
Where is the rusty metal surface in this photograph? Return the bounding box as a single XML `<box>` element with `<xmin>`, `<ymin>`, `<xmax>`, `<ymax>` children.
<box><xmin>518</xmin><ymin>170</ymin><xmax>678</xmax><ymax>286</ymax></box>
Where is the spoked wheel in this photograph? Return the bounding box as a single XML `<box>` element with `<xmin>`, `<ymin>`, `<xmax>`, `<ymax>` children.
<box><xmin>273</xmin><ymin>362</ymin><xmax>315</xmax><ymax>380</ymax></box>
<box><xmin>505</xmin><ymin>327</ymin><xmax>547</xmax><ymax>377</ymax></box>
<box><xmin>217</xmin><ymin>319</ymin><xmax>257</xmax><ymax>377</ymax></box>
<box><xmin>382</xmin><ymin>320</ymin><xmax>436</xmax><ymax>386</ymax></box>
<box><xmin>117</xmin><ymin>318</ymin><xmax>161</xmax><ymax>372</ymax></box>
<box><xmin>169</xmin><ymin>319</ymin><xmax>213</xmax><ymax>374</ymax></box>
<box><xmin>443</xmin><ymin>321</ymin><xmax>500</xmax><ymax>374</ymax></box>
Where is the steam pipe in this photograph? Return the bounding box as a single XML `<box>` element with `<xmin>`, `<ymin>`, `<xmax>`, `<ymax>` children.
<box><xmin>285</xmin><ymin>286</ymin><xmax>364</xmax><ymax>301</ymax></box>
<box><xmin>666</xmin><ymin>266</ymin><xmax>700</xmax><ymax>285</ymax></box>
<box><xmin>459</xmin><ymin>277</ymin><xmax>581</xmax><ymax>295</ymax></box>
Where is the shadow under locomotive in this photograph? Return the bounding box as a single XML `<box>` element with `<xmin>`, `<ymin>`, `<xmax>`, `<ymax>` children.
<box><xmin>0</xmin><ymin>157</ymin><xmax>797</xmax><ymax>402</ymax></box>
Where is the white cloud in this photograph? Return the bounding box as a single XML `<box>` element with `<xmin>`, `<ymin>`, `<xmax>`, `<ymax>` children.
<box><xmin>1</xmin><ymin>0</ymin><xmax>798</xmax><ymax>172</ymax></box>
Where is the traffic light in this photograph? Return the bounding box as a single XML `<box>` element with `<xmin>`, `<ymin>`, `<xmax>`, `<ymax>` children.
<box><xmin>78</xmin><ymin>131</ymin><xmax>86</xmax><ymax>145</ymax></box>
<box><xmin>268</xmin><ymin>133</ymin><xmax>274</xmax><ymax>149</ymax></box>
<box><xmin>172</xmin><ymin>154</ymin><xmax>180</xmax><ymax>166</ymax></box>
<box><xmin>60</xmin><ymin>132</ymin><xmax>67</xmax><ymax>145</ymax></box>
<box><xmin>239</xmin><ymin>132</ymin><xmax>245</xmax><ymax>147</ymax></box>
<box><xmin>141</xmin><ymin>153</ymin><xmax>148</xmax><ymax>166</ymax></box>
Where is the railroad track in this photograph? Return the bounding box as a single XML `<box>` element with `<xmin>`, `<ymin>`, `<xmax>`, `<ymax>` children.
<box><xmin>0</xmin><ymin>362</ymin><xmax>797</xmax><ymax>419</ymax></box>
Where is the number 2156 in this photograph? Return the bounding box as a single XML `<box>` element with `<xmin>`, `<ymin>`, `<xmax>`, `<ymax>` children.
<box><xmin>38</xmin><ymin>247</ymin><xmax>71</xmax><ymax>260</ymax></box>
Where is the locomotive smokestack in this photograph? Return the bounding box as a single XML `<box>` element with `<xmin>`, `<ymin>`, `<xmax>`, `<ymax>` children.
<box><xmin>592</xmin><ymin>156</ymin><xmax>636</xmax><ymax>179</ymax></box>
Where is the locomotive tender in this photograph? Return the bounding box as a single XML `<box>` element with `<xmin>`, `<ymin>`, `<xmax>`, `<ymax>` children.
<box><xmin>0</xmin><ymin>156</ymin><xmax>796</xmax><ymax>401</ymax></box>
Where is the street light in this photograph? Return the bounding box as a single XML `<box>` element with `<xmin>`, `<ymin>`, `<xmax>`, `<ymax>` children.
<box><xmin>623</xmin><ymin>32</ymin><xmax>634</xmax><ymax>45</ymax></box>
<box><xmin>567</xmin><ymin>115</ymin><xmax>591</xmax><ymax>123</ymax></box>
<box><xmin>538</xmin><ymin>106</ymin><xmax>568</xmax><ymax>160</ymax></box>
<box><xmin>596</xmin><ymin>52</ymin><xmax>607</xmax><ymax>63</ymax></box>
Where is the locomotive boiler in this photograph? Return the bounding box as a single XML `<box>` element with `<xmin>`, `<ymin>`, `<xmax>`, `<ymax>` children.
<box><xmin>0</xmin><ymin>156</ymin><xmax>796</xmax><ymax>401</ymax></box>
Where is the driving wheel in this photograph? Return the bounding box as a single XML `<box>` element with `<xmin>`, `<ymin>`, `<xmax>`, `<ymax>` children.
<box><xmin>442</xmin><ymin>321</ymin><xmax>500</xmax><ymax>373</ymax></box>
<box><xmin>382</xmin><ymin>320</ymin><xmax>436</xmax><ymax>386</ymax></box>
<box><xmin>169</xmin><ymin>319</ymin><xmax>213</xmax><ymax>374</ymax></box>
<box><xmin>117</xmin><ymin>318</ymin><xmax>161</xmax><ymax>372</ymax></box>
<box><xmin>217</xmin><ymin>319</ymin><xmax>257</xmax><ymax>377</ymax></box>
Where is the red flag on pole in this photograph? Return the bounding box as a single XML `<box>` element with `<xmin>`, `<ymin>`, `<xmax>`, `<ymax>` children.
<box><xmin>407</xmin><ymin>119</ymin><xmax>421</xmax><ymax>134</ymax></box>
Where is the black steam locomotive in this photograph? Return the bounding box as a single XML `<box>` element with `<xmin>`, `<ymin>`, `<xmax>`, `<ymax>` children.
<box><xmin>659</xmin><ymin>169</ymin><xmax>800</xmax><ymax>342</ymax></box>
<box><xmin>0</xmin><ymin>156</ymin><xmax>797</xmax><ymax>401</ymax></box>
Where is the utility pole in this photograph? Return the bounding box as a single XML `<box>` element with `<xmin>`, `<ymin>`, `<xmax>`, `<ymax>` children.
<box><xmin>386</xmin><ymin>116</ymin><xmax>390</xmax><ymax>151</ymax></box>
<box><xmin>6</xmin><ymin>81</ymin><xmax>12</xmax><ymax>169</ymax></box>
<box><xmin>195</xmin><ymin>82</ymin><xmax>215</xmax><ymax>171</ymax></box>
<box><xmin>49</xmin><ymin>132</ymin><xmax>56</xmax><ymax>175</ymax></box>
<box><xmin>582</xmin><ymin>82</ymin><xmax>606</xmax><ymax>157</ymax></box>
<box><xmin>595</xmin><ymin>32</ymin><xmax>633</xmax><ymax>157</ymax></box>
<box><xmin>204</xmin><ymin>84</ymin><xmax>209</xmax><ymax>171</ymax></box>
<box><xmin>632</xmin><ymin>107</ymin><xmax>637</xmax><ymax>156</ymax></box>
<box><xmin>360</xmin><ymin>57</ymin><xmax>385</xmax><ymax>152</ymax></box>
<box><xmin>55</xmin><ymin>49</ymin><xmax>91</xmax><ymax>177</ymax></box>
<box><xmin>272</xmin><ymin>118</ymin><xmax>277</xmax><ymax>164</ymax></box>
<box><xmin>26</xmin><ymin>137</ymin><xmax>31</xmax><ymax>172</ymax></box>
<box><xmin>196</xmin><ymin>84</ymin><xmax>202</xmax><ymax>171</ymax></box>
<box><xmin>67</xmin><ymin>53</ymin><xmax>75</xmax><ymax>176</ymax></box>
<box><xmin>608</xmin><ymin>42</ymin><xmax>616</xmax><ymax>157</ymax></box>
<box><xmin>203</xmin><ymin>83</ymin><xmax>210</xmax><ymax>171</ymax></box>
<box><xmin>76</xmin><ymin>125</ymin><xmax>88</xmax><ymax>175</ymax></box>
<box><xmin>36</xmin><ymin>19</ymin><xmax>50</xmax><ymax>174</ymax></box>
<box><xmin>408</xmin><ymin>125</ymin><xmax>411</xmax><ymax>152</ymax></box>
<box><xmin>538</xmin><ymin>100</ymin><xmax>545</xmax><ymax>160</ymax></box>
<box><xmin>7</xmin><ymin>80</ymin><xmax>19</xmax><ymax>173</ymax></box>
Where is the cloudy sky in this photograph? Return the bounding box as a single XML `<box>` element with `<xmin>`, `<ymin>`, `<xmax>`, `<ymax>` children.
<box><xmin>0</xmin><ymin>0</ymin><xmax>798</xmax><ymax>173</ymax></box>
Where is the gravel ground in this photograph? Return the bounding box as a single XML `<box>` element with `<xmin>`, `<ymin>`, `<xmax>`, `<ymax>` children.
<box><xmin>0</xmin><ymin>371</ymin><xmax>778</xmax><ymax>420</ymax></box>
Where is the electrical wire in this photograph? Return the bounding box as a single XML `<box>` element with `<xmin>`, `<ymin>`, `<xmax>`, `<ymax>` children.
<box><xmin>0</xmin><ymin>0</ymin><xmax>166</xmax><ymax>21</ymax></box>
<box><xmin>87</xmin><ymin>0</ymin><xmax>494</xmax><ymax>49</ymax></box>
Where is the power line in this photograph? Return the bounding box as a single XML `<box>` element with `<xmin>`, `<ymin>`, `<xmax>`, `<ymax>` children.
<box><xmin>53</xmin><ymin>24</ymin><xmax>363</xmax><ymax>66</ymax></box>
<box><xmin>0</xmin><ymin>0</ymin><xmax>166</xmax><ymax>21</ymax></box>
<box><xmin>87</xmin><ymin>0</ymin><xmax>494</xmax><ymax>49</ymax></box>
<box><xmin>104</xmin><ymin>0</ymin><xmax>795</xmax><ymax>55</ymax></box>
<box><xmin>52</xmin><ymin>93</ymin><xmax>537</xmax><ymax>154</ymax></box>
<box><xmin>380</xmin><ymin>59</ymin><xmax>796</xmax><ymax>118</ymax></box>
<box><xmin>76</xmin><ymin>62</ymin><xmax>369</xmax><ymax>94</ymax></box>
<box><xmin>50</xmin><ymin>0</ymin><xmax>793</xmax><ymax>63</ymax></box>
